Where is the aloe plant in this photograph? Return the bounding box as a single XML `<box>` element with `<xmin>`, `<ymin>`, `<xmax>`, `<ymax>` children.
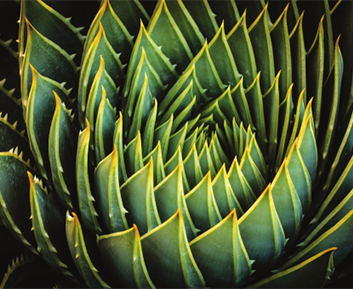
<box><xmin>1</xmin><ymin>0</ymin><xmax>353</xmax><ymax>287</ymax></box>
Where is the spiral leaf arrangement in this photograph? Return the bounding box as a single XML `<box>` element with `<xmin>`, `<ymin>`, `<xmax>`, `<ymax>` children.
<box><xmin>1</xmin><ymin>0</ymin><xmax>353</xmax><ymax>287</ymax></box>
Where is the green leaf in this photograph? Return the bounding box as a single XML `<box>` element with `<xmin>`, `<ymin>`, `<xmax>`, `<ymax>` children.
<box><xmin>238</xmin><ymin>186</ymin><xmax>286</xmax><ymax>270</ymax></box>
<box><xmin>250</xmin><ymin>248</ymin><xmax>335</xmax><ymax>288</ymax></box>
<box><xmin>154</xmin><ymin>164</ymin><xmax>197</xmax><ymax>241</ymax></box>
<box><xmin>97</xmin><ymin>225</ymin><xmax>155</xmax><ymax>288</ymax></box>
<box><xmin>48</xmin><ymin>93</ymin><xmax>77</xmax><ymax>209</ymax></box>
<box><xmin>183</xmin><ymin>42</ymin><xmax>225</xmax><ymax>99</ymax></box>
<box><xmin>270</xmin><ymin>5</ymin><xmax>292</xmax><ymax>101</ymax></box>
<box><xmin>307</xmin><ymin>16</ymin><xmax>324</xmax><ymax>136</ymax></box>
<box><xmin>113</xmin><ymin>113</ymin><xmax>128</xmax><ymax>183</ymax></box>
<box><xmin>317</xmin><ymin>38</ymin><xmax>343</xmax><ymax>180</ymax></box>
<box><xmin>85</xmin><ymin>56</ymin><xmax>119</xmax><ymax>131</ymax></box>
<box><xmin>0</xmin><ymin>116</ymin><xmax>31</xmax><ymax>162</ymax></box>
<box><xmin>0</xmin><ymin>152</ymin><xmax>37</xmax><ymax>254</ymax></box>
<box><xmin>212</xmin><ymin>165</ymin><xmax>243</xmax><ymax>218</ymax></box>
<box><xmin>208</xmin><ymin>24</ymin><xmax>240</xmax><ymax>87</ymax></box>
<box><xmin>21</xmin><ymin>19</ymin><xmax>77</xmax><ymax>110</ymax></box>
<box><xmin>183</xmin><ymin>144</ymin><xmax>203</xmax><ymax>189</ymax></box>
<box><xmin>164</xmin><ymin>0</ymin><xmax>205</xmax><ymax>54</ymax></box>
<box><xmin>270</xmin><ymin>161</ymin><xmax>302</xmax><ymax>238</ymax></box>
<box><xmin>263</xmin><ymin>72</ymin><xmax>280</xmax><ymax>169</ymax></box>
<box><xmin>78</xmin><ymin>24</ymin><xmax>124</xmax><ymax>126</ymax></box>
<box><xmin>209</xmin><ymin>0</ymin><xmax>240</xmax><ymax>33</ymax></box>
<box><xmin>76</xmin><ymin>120</ymin><xmax>102</xmax><ymax>235</ymax></box>
<box><xmin>109</xmin><ymin>0</ymin><xmax>150</xmax><ymax>36</ymax></box>
<box><xmin>65</xmin><ymin>212</ymin><xmax>110</xmax><ymax>288</ymax></box>
<box><xmin>142</xmin><ymin>100</ymin><xmax>158</xmax><ymax>156</ymax></box>
<box><xmin>120</xmin><ymin>159</ymin><xmax>161</xmax><ymax>235</ymax></box>
<box><xmin>190</xmin><ymin>210</ymin><xmax>252</xmax><ymax>287</ymax></box>
<box><xmin>143</xmin><ymin>142</ymin><xmax>166</xmax><ymax>185</ymax></box>
<box><xmin>123</xmin><ymin>21</ymin><xmax>178</xmax><ymax>98</ymax></box>
<box><xmin>245</xmin><ymin>72</ymin><xmax>267</xmax><ymax>152</ymax></box>
<box><xmin>228</xmin><ymin>157</ymin><xmax>257</xmax><ymax>210</ymax></box>
<box><xmin>182</xmin><ymin>0</ymin><xmax>218</xmax><ymax>40</ymax></box>
<box><xmin>124</xmin><ymin>131</ymin><xmax>144</xmax><ymax>177</ymax></box>
<box><xmin>154</xmin><ymin>114</ymin><xmax>173</xmax><ymax>162</ymax></box>
<box><xmin>94</xmin><ymin>145</ymin><xmax>129</xmax><ymax>233</ymax></box>
<box><xmin>248</xmin><ymin>4</ymin><xmax>275</xmax><ymax>92</ymax></box>
<box><xmin>94</xmin><ymin>89</ymin><xmax>116</xmax><ymax>164</ymax></box>
<box><xmin>185</xmin><ymin>172</ymin><xmax>222</xmax><ymax>232</ymax></box>
<box><xmin>281</xmin><ymin>208</ymin><xmax>353</xmax><ymax>269</ymax></box>
<box><xmin>140</xmin><ymin>209</ymin><xmax>205</xmax><ymax>288</ymax></box>
<box><xmin>83</xmin><ymin>0</ymin><xmax>134</xmax><ymax>64</ymax></box>
<box><xmin>26</xmin><ymin>66</ymin><xmax>71</xmax><ymax>182</ymax></box>
<box><xmin>127</xmin><ymin>74</ymin><xmax>154</xmax><ymax>143</ymax></box>
<box><xmin>227</xmin><ymin>11</ymin><xmax>257</xmax><ymax>88</ymax></box>
<box><xmin>124</xmin><ymin>47</ymin><xmax>165</xmax><ymax>122</ymax></box>
<box><xmin>289</xmin><ymin>12</ymin><xmax>306</xmax><ymax>104</ymax></box>
<box><xmin>28</xmin><ymin>171</ymin><xmax>73</xmax><ymax>279</ymax></box>
<box><xmin>19</xmin><ymin>0</ymin><xmax>83</xmax><ymax>66</ymax></box>
<box><xmin>147</xmin><ymin>0</ymin><xmax>193</xmax><ymax>73</ymax></box>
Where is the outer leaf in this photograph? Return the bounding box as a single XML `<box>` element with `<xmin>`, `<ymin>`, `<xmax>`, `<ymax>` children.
<box><xmin>65</xmin><ymin>212</ymin><xmax>110</xmax><ymax>288</ymax></box>
<box><xmin>95</xmin><ymin>145</ymin><xmax>128</xmax><ymax>233</ymax></box>
<box><xmin>248</xmin><ymin>4</ymin><xmax>275</xmax><ymax>92</ymax></box>
<box><xmin>147</xmin><ymin>0</ymin><xmax>193</xmax><ymax>73</ymax></box>
<box><xmin>250</xmin><ymin>248</ymin><xmax>335</xmax><ymax>288</ymax></box>
<box><xmin>28</xmin><ymin>171</ymin><xmax>73</xmax><ymax>279</ymax></box>
<box><xmin>0</xmin><ymin>153</ymin><xmax>37</xmax><ymax>254</ymax></box>
<box><xmin>120</xmin><ymin>159</ymin><xmax>161</xmax><ymax>235</ymax></box>
<box><xmin>98</xmin><ymin>225</ymin><xmax>155</xmax><ymax>288</ymax></box>
<box><xmin>48</xmin><ymin>93</ymin><xmax>77</xmax><ymax>209</ymax></box>
<box><xmin>154</xmin><ymin>164</ymin><xmax>197</xmax><ymax>241</ymax></box>
<box><xmin>281</xmin><ymin>209</ymin><xmax>353</xmax><ymax>269</ymax></box>
<box><xmin>227</xmin><ymin>11</ymin><xmax>257</xmax><ymax>88</ymax></box>
<box><xmin>238</xmin><ymin>186</ymin><xmax>286</xmax><ymax>270</ymax></box>
<box><xmin>185</xmin><ymin>172</ymin><xmax>222</xmax><ymax>232</ymax></box>
<box><xmin>190</xmin><ymin>210</ymin><xmax>252</xmax><ymax>287</ymax></box>
<box><xmin>140</xmin><ymin>209</ymin><xmax>205</xmax><ymax>288</ymax></box>
<box><xmin>76</xmin><ymin>120</ymin><xmax>101</xmax><ymax>235</ymax></box>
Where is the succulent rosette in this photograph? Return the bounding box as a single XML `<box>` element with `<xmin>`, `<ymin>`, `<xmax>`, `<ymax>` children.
<box><xmin>1</xmin><ymin>0</ymin><xmax>353</xmax><ymax>288</ymax></box>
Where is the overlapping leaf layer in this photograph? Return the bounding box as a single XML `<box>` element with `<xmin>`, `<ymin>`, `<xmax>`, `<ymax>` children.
<box><xmin>1</xmin><ymin>0</ymin><xmax>353</xmax><ymax>287</ymax></box>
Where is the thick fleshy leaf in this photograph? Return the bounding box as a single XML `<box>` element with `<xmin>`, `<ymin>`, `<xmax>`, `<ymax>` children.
<box><xmin>140</xmin><ymin>209</ymin><xmax>205</xmax><ymax>288</ymax></box>
<box><xmin>65</xmin><ymin>212</ymin><xmax>110</xmax><ymax>288</ymax></box>
<box><xmin>190</xmin><ymin>210</ymin><xmax>252</xmax><ymax>287</ymax></box>
<box><xmin>21</xmin><ymin>19</ymin><xmax>77</xmax><ymax>109</ymax></box>
<box><xmin>26</xmin><ymin>66</ymin><xmax>71</xmax><ymax>182</ymax></box>
<box><xmin>250</xmin><ymin>248</ymin><xmax>335</xmax><ymax>288</ymax></box>
<box><xmin>95</xmin><ymin>145</ymin><xmax>128</xmax><ymax>233</ymax></box>
<box><xmin>281</xmin><ymin>209</ymin><xmax>353</xmax><ymax>269</ymax></box>
<box><xmin>0</xmin><ymin>152</ymin><xmax>36</xmax><ymax>254</ymax></box>
<box><xmin>270</xmin><ymin>5</ymin><xmax>292</xmax><ymax>101</ymax></box>
<box><xmin>123</xmin><ymin>21</ymin><xmax>178</xmax><ymax>98</ymax></box>
<box><xmin>97</xmin><ymin>226</ymin><xmax>155</xmax><ymax>288</ymax></box>
<box><xmin>120</xmin><ymin>159</ymin><xmax>161</xmax><ymax>235</ymax></box>
<box><xmin>83</xmin><ymin>0</ymin><xmax>134</xmax><ymax>63</ymax></box>
<box><xmin>48</xmin><ymin>93</ymin><xmax>77</xmax><ymax>209</ymax></box>
<box><xmin>19</xmin><ymin>0</ymin><xmax>83</xmax><ymax>66</ymax></box>
<box><xmin>147</xmin><ymin>0</ymin><xmax>193</xmax><ymax>73</ymax></box>
<box><xmin>212</xmin><ymin>165</ymin><xmax>243</xmax><ymax>218</ymax></box>
<box><xmin>270</xmin><ymin>161</ymin><xmax>302</xmax><ymax>238</ymax></box>
<box><xmin>154</xmin><ymin>164</ymin><xmax>197</xmax><ymax>241</ymax></box>
<box><xmin>227</xmin><ymin>11</ymin><xmax>257</xmax><ymax>88</ymax></box>
<box><xmin>208</xmin><ymin>24</ymin><xmax>240</xmax><ymax>87</ymax></box>
<box><xmin>238</xmin><ymin>186</ymin><xmax>286</xmax><ymax>270</ymax></box>
<box><xmin>78</xmin><ymin>24</ymin><xmax>124</xmax><ymax>126</ymax></box>
<box><xmin>164</xmin><ymin>0</ymin><xmax>205</xmax><ymax>54</ymax></box>
<box><xmin>28</xmin><ymin>171</ymin><xmax>73</xmax><ymax>279</ymax></box>
<box><xmin>94</xmin><ymin>89</ymin><xmax>116</xmax><ymax>164</ymax></box>
<box><xmin>248</xmin><ymin>4</ymin><xmax>275</xmax><ymax>92</ymax></box>
<box><xmin>76</xmin><ymin>120</ymin><xmax>101</xmax><ymax>235</ymax></box>
<box><xmin>185</xmin><ymin>172</ymin><xmax>222</xmax><ymax>232</ymax></box>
